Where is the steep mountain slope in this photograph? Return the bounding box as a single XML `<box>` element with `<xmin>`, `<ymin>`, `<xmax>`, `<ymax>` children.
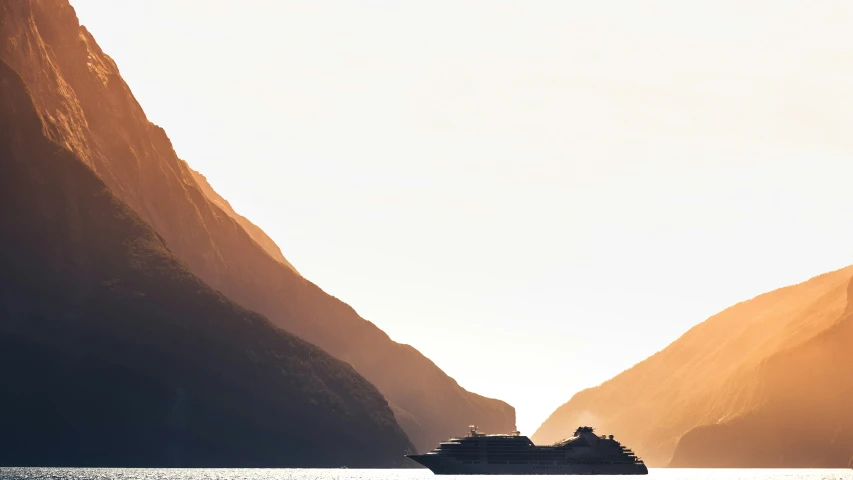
<box><xmin>669</xmin><ymin>291</ymin><xmax>853</xmax><ymax>468</ymax></box>
<box><xmin>0</xmin><ymin>0</ymin><xmax>515</xmax><ymax>452</ymax></box>
<box><xmin>533</xmin><ymin>266</ymin><xmax>853</xmax><ymax>466</ymax></box>
<box><xmin>0</xmin><ymin>58</ymin><xmax>412</xmax><ymax>467</ymax></box>
<box><xmin>188</xmin><ymin>166</ymin><xmax>298</xmax><ymax>273</ymax></box>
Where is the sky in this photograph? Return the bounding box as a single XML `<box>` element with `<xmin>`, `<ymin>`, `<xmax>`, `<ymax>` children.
<box><xmin>70</xmin><ymin>0</ymin><xmax>853</xmax><ymax>435</ymax></box>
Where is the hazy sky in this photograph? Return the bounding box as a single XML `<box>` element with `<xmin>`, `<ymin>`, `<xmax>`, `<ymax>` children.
<box><xmin>70</xmin><ymin>0</ymin><xmax>853</xmax><ymax>435</ymax></box>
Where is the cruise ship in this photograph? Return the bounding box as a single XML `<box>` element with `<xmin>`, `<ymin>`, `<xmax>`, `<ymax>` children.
<box><xmin>406</xmin><ymin>426</ymin><xmax>647</xmax><ymax>475</ymax></box>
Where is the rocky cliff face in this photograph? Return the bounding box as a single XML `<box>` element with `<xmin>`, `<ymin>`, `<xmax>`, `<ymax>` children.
<box><xmin>533</xmin><ymin>266</ymin><xmax>853</xmax><ymax>467</ymax></box>
<box><xmin>0</xmin><ymin>57</ymin><xmax>413</xmax><ymax>467</ymax></box>
<box><xmin>0</xmin><ymin>0</ymin><xmax>515</xmax><ymax>452</ymax></box>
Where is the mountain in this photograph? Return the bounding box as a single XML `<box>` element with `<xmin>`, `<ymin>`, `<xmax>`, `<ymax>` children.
<box><xmin>0</xmin><ymin>57</ymin><xmax>413</xmax><ymax>467</ymax></box>
<box><xmin>189</xmin><ymin>167</ymin><xmax>298</xmax><ymax>274</ymax></box>
<box><xmin>0</xmin><ymin>0</ymin><xmax>515</xmax><ymax>453</ymax></box>
<box><xmin>533</xmin><ymin>266</ymin><xmax>853</xmax><ymax>467</ymax></box>
<box><xmin>669</xmin><ymin>312</ymin><xmax>853</xmax><ymax>467</ymax></box>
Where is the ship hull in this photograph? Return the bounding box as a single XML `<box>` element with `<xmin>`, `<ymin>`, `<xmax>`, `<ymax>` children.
<box><xmin>407</xmin><ymin>454</ymin><xmax>648</xmax><ymax>475</ymax></box>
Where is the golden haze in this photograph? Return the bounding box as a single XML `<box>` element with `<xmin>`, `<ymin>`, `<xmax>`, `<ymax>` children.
<box><xmin>68</xmin><ymin>0</ymin><xmax>853</xmax><ymax>436</ymax></box>
<box><xmin>534</xmin><ymin>267</ymin><xmax>853</xmax><ymax>467</ymax></box>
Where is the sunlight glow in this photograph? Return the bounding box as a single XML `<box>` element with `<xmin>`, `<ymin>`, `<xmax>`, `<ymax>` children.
<box><xmin>70</xmin><ymin>0</ymin><xmax>853</xmax><ymax>434</ymax></box>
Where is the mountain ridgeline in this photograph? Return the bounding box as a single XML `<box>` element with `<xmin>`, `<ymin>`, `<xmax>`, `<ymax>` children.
<box><xmin>0</xmin><ymin>57</ymin><xmax>413</xmax><ymax>466</ymax></box>
<box><xmin>534</xmin><ymin>267</ymin><xmax>853</xmax><ymax>468</ymax></box>
<box><xmin>0</xmin><ymin>0</ymin><xmax>514</xmax><ymax>457</ymax></box>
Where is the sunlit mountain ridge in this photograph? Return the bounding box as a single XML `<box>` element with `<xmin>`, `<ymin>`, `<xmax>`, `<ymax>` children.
<box><xmin>0</xmin><ymin>55</ymin><xmax>412</xmax><ymax>466</ymax></box>
<box><xmin>0</xmin><ymin>0</ymin><xmax>514</xmax><ymax>454</ymax></box>
<box><xmin>190</xmin><ymin>167</ymin><xmax>299</xmax><ymax>274</ymax></box>
<box><xmin>534</xmin><ymin>265</ymin><xmax>853</xmax><ymax>467</ymax></box>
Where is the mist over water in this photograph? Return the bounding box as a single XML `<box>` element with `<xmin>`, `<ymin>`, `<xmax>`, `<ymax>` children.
<box><xmin>2</xmin><ymin>469</ymin><xmax>851</xmax><ymax>480</ymax></box>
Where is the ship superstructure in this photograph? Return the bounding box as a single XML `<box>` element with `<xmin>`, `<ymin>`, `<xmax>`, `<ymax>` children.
<box><xmin>406</xmin><ymin>426</ymin><xmax>647</xmax><ymax>475</ymax></box>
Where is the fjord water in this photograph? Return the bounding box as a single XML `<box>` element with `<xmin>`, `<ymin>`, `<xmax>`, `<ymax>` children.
<box><xmin>1</xmin><ymin>470</ymin><xmax>851</xmax><ymax>480</ymax></box>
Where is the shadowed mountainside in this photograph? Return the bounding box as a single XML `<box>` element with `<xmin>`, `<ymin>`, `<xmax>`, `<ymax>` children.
<box><xmin>0</xmin><ymin>57</ymin><xmax>413</xmax><ymax>467</ymax></box>
<box><xmin>0</xmin><ymin>0</ymin><xmax>515</xmax><ymax>452</ymax></box>
<box><xmin>533</xmin><ymin>266</ymin><xmax>853</xmax><ymax>467</ymax></box>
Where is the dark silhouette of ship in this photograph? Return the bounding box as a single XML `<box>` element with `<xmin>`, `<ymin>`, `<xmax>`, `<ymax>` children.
<box><xmin>407</xmin><ymin>426</ymin><xmax>648</xmax><ymax>475</ymax></box>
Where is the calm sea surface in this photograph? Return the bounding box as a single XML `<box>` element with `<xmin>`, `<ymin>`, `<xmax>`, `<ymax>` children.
<box><xmin>0</xmin><ymin>469</ymin><xmax>851</xmax><ymax>480</ymax></box>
